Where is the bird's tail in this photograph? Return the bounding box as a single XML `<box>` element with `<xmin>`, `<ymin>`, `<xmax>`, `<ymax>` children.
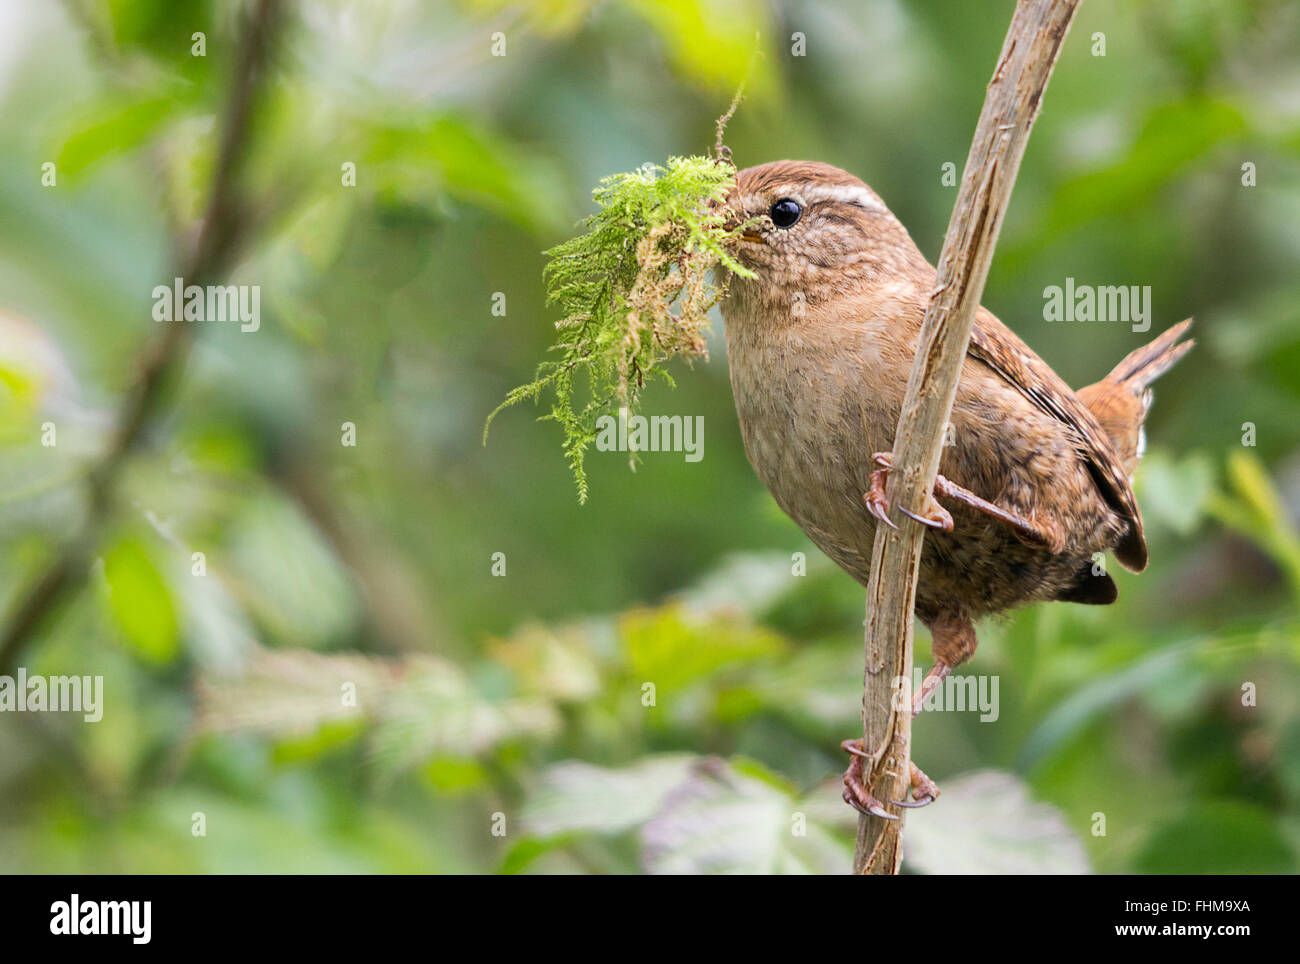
<box><xmin>1077</xmin><ymin>319</ymin><xmax>1195</xmax><ymax>475</ymax></box>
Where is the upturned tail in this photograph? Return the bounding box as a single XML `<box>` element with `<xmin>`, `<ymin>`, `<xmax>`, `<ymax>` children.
<box><xmin>1077</xmin><ymin>319</ymin><xmax>1195</xmax><ymax>475</ymax></box>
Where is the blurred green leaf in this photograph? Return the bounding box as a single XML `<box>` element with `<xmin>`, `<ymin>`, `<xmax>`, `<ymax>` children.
<box><xmin>1209</xmin><ymin>450</ymin><xmax>1300</xmax><ymax>598</ymax></box>
<box><xmin>271</xmin><ymin>717</ymin><xmax>364</xmax><ymax>765</ymax></box>
<box><xmin>54</xmin><ymin>92</ymin><xmax>186</xmax><ymax>178</ymax></box>
<box><xmin>197</xmin><ymin>649</ymin><xmax>560</xmax><ymax>778</ymax></box>
<box><xmin>107</xmin><ymin>0</ymin><xmax>215</xmax><ymax>62</ymax></box>
<box><xmin>466</xmin><ymin>0</ymin><xmax>599</xmax><ymax>35</ymax></box>
<box><xmin>102</xmin><ymin>536</ymin><xmax>180</xmax><ymax>663</ymax></box>
<box><xmin>1135</xmin><ymin>449</ymin><xmax>1215</xmax><ymax>536</ymax></box>
<box><xmin>226</xmin><ymin>492</ymin><xmax>359</xmax><ymax>647</ymax></box>
<box><xmin>623</xmin><ymin>0</ymin><xmax>776</xmax><ymax>99</ymax></box>
<box><xmin>520</xmin><ymin>754</ymin><xmax>697</xmax><ymax>837</ymax></box>
<box><xmin>621</xmin><ymin>603</ymin><xmax>784</xmax><ymax>695</ymax></box>
<box><xmin>1134</xmin><ymin>802</ymin><xmax>1295</xmax><ymax>873</ymax></box>
<box><xmin>489</xmin><ymin>623</ymin><xmax>602</xmax><ymax>702</ymax></box>
<box><xmin>1037</xmin><ymin>97</ymin><xmax>1247</xmax><ymax>241</ymax></box>
<box><xmin>364</xmin><ymin>115</ymin><xmax>565</xmax><ymax>233</ymax></box>
<box><xmin>422</xmin><ymin>755</ymin><xmax>490</xmax><ymax>794</ymax></box>
<box><xmin>640</xmin><ymin>756</ymin><xmax>846</xmax><ymax>874</ymax></box>
<box><xmin>904</xmin><ymin>770</ymin><xmax>1090</xmax><ymax>874</ymax></box>
<box><xmin>515</xmin><ymin>754</ymin><xmax>847</xmax><ymax>873</ymax></box>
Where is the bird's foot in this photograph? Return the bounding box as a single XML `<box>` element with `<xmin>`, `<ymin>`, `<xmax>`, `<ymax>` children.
<box><xmin>842</xmin><ymin>740</ymin><xmax>940</xmax><ymax>814</ymax></box>
<box><xmin>864</xmin><ymin>452</ymin><xmax>954</xmax><ymax>532</ymax></box>
<box><xmin>840</xmin><ymin>738</ymin><xmax>896</xmax><ymax>819</ymax></box>
<box><xmin>866</xmin><ymin>451</ymin><xmax>1063</xmax><ymax>551</ymax></box>
<box><xmin>892</xmin><ymin>761</ymin><xmax>941</xmax><ymax>809</ymax></box>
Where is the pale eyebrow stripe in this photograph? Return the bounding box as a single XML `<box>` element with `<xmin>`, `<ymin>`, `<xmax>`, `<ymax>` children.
<box><xmin>797</xmin><ymin>184</ymin><xmax>886</xmax><ymax>211</ymax></box>
<box><xmin>740</xmin><ymin>183</ymin><xmax>888</xmax><ymax>214</ymax></box>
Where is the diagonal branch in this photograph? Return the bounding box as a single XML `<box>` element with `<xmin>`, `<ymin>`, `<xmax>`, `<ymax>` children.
<box><xmin>852</xmin><ymin>0</ymin><xmax>1084</xmax><ymax>875</ymax></box>
<box><xmin>0</xmin><ymin>0</ymin><xmax>287</xmax><ymax>675</ymax></box>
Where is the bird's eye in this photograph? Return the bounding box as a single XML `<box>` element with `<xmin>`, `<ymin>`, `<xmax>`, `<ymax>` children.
<box><xmin>769</xmin><ymin>198</ymin><xmax>802</xmax><ymax>229</ymax></box>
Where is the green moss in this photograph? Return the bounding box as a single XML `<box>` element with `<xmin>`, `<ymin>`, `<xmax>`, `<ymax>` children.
<box><xmin>485</xmin><ymin>155</ymin><xmax>754</xmax><ymax>502</ymax></box>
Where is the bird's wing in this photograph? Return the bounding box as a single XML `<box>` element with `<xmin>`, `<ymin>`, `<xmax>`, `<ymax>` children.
<box><xmin>965</xmin><ymin>310</ymin><xmax>1148</xmax><ymax>571</ymax></box>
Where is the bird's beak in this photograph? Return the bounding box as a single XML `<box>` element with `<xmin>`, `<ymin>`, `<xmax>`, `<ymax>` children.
<box><xmin>717</xmin><ymin>192</ymin><xmax>763</xmax><ymax>244</ymax></box>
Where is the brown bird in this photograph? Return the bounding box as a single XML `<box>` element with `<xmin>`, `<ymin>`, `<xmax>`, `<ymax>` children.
<box><xmin>719</xmin><ymin>160</ymin><xmax>1193</xmax><ymax>817</ymax></box>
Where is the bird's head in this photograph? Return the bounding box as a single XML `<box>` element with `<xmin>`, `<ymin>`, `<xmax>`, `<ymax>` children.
<box><xmin>722</xmin><ymin>160</ymin><xmax>926</xmax><ymax>313</ymax></box>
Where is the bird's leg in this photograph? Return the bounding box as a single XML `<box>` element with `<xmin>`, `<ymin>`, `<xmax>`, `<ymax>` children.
<box><xmin>933</xmin><ymin>474</ymin><xmax>1066</xmax><ymax>552</ymax></box>
<box><xmin>843</xmin><ymin>740</ymin><xmax>941</xmax><ymax>813</ymax></box>
<box><xmin>865</xmin><ymin>451</ymin><xmax>1063</xmax><ymax>551</ymax></box>
<box><xmin>864</xmin><ymin>452</ymin><xmax>952</xmax><ymax>532</ymax></box>
<box><xmin>913</xmin><ymin>661</ymin><xmax>952</xmax><ymax>717</ymax></box>
<box><xmin>840</xmin><ymin>738</ymin><xmax>896</xmax><ymax>820</ymax></box>
<box><xmin>914</xmin><ymin>609</ymin><xmax>978</xmax><ymax>718</ymax></box>
<box><xmin>892</xmin><ymin>760</ymin><xmax>941</xmax><ymax>808</ymax></box>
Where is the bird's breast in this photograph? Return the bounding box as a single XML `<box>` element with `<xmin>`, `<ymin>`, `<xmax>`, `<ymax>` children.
<box><xmin>722</xmin><ymin>298</ymin><xmax>906</xmax><ymax>582</ymax></box>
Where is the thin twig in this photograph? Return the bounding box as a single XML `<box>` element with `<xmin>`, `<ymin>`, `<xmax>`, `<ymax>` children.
<box><xmin>852</xmin><ymin>0</ymin><xmax>1083</xmax><ymax>875</ymax></box>
<box><xmin>0</xmin><ymin>0</ymin><xmax>287</xmax><ymax>675</ymax></box>
<box><xmin>714</xmin><ymin>43</ymin><xmax>760</xmax><ymax>164</ymax></box>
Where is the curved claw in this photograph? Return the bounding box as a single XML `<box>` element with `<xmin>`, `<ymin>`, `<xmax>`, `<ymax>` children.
<box><xmin>840</xmin><ymin>737</ymin><xmax>898</xmax><ymax>819</ymax></box>
<box><xmin>865</xmin><ymin>467</ymin><xmax>899</xmax><ymax>530</ymax></box>
<box><xmin>868</xmin><ymin>502</ymin><xmax>899</xmax><ymax>531</ymax></box>
<box><xmin>868</xmin><ymin>451</ymin><xmax>956</xmax><ymax>534</ymax></box>
<box><xmin>890</xmin><ymin>796</ymin><xmax>936</xmax><ymax>809</ymax></box>
<box><xmin>892</xmin><ymin>761</ymin><xmax>942</xmax><ymax>809</ymax></box>
<box><xmin>844</xmin><ymin>786</ymin><xmax>898</xmax><ymax>819</ymax></box>
<box><xmin>899</xmin><ymin>502</ymin><xmax>954</xmax><ymax>532</ymax></box>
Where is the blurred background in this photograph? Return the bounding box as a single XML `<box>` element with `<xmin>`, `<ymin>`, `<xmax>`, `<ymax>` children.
<box><xmin>0</xmin><ymin>0</ymin><xmax>1298</xmax><ymax>874</ymax></box>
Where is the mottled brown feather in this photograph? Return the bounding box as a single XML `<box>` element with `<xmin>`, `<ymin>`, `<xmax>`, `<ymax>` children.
<box><xmin>965</xmin><ymin>318</ymin><xmax>1149</xmax><ymax>571</ymax></box>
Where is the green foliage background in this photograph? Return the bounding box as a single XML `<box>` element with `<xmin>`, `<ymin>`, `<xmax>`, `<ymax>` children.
<box><xmin>0</xmin><ymin>0</ymin><xmax>1298</xmax><ymax>873</ymax></box>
